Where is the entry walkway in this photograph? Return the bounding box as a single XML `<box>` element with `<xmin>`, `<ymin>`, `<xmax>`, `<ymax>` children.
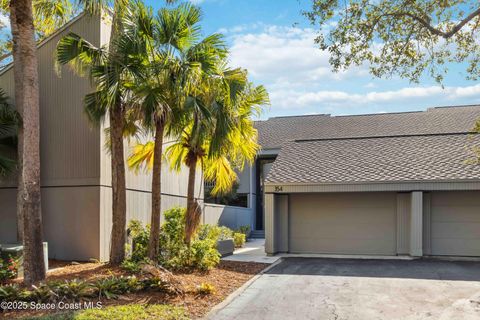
<box><xmin>222</xmin><ymin>239</ymin><xmax>280</xmax><ymax>264</ymax></box>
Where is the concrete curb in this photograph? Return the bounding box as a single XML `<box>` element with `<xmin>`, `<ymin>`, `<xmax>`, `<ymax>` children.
<box><xmin>204</xmin><ymin>258</ymin><xmax>284</xmax><ymax>319</ymax></box>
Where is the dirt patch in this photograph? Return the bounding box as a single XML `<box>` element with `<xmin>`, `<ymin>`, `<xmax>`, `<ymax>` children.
<box><xmin>1</xmin><ymin>260</ymin><xmax>268</xmax><ymax>319</ymax></box>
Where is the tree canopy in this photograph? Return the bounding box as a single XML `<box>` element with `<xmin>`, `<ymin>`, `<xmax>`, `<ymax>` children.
<box><xmin>305</xmin><ymin>0</ymin><xmax>480</xmax><ymax>83</ymax></box>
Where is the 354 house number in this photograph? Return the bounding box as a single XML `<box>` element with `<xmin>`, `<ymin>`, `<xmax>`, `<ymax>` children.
<box><xmin>274</xmin><ymin>186</ymin><xmax>283</xmax><ymax>192</ymax></box>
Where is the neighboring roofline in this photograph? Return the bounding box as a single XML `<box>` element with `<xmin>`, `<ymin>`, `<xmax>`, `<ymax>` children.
<box><xmin>293</xmin><ymin>131</ymin><xmax>477</xmax><ymax>143</ymax></box>
<box><xmin>255</xmin><ymin>104</ymin><xmax>480</xmax><ymax>123</ymax></box>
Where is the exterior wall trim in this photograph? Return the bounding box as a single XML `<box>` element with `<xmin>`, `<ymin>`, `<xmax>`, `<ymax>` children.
<box><xmin>265</xmin><ymin>180</ymin><xmax>480</xmax><ymax>193</ymax></box>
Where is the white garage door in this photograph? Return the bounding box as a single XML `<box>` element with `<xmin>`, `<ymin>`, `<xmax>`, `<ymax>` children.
<box><xmin>431</xmin><ymin>191</ymin><xmax>480</xmax><ymax>256</ymax></box>
<box><xmin>289</xmin><ymin>193</ymin><xmax>397</xmax><ymax>255</ymax></box>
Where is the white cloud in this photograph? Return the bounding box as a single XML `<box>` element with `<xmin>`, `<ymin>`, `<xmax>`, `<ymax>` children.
<box><xmin>228</xmin><ymin>25</ymin><xmax>366</xmax><ymax>83</ymax></box>
<box><xmin>0</xmin><ymin>13</ymin><xmax>9</xmax><ymax>29</ymax></box>
<box><xmin>226</xmin><ymin>23</ymin><xmax>480</xmax><ymax>117</ymax></box>
<box><xmin>269</xmin><ymin>84</ymin><xmax>480</xmax><ymax>111</ymax></box>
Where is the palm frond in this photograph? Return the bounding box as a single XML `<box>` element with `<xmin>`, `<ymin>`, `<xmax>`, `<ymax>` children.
<box><xmin>128</xmin><ymin>141</ymin><xmax>155</xmax><ymax>172</ymax></box>
<box><xmin>56</xmin><ymin>32</ymin><xmax>107</xmax><ymax>76</ymax></box>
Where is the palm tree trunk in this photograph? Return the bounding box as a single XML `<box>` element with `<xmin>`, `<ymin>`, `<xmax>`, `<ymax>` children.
<box><xmin>185</xmin><ymin>157</ymin><xmax>201</xmax><ymax>245</ymax></box>
<box><xmin>148</xmin><ymin>121</ymin><xmax>165</xmax><ymax>260</ymax></box>
<box><xmin>10</xmin><ymin>0</ymin><xmax>45</xmax><ymax>285</ymax></box>
<box><xmin>16</xmin><ymin>128</ymin><xmax>23</xmax><ymax>242</ymax></box>
<box><xmin>109</xmin><ymin>105</ymin><xmax>126</xmax><ymax>265</ymax></box>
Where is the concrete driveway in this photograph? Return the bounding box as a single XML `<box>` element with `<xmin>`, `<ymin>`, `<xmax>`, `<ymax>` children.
<box><xmin>209</xmin><ymin>258</ymin><xmax>480</xmax><ymax>320</ymax></box>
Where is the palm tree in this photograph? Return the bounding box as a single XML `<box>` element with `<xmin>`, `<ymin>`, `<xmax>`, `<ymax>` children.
<box><xmin>127</xmin><ymin>3</ymin><xmax>227</xmax><ymax>260</ymax></box>
<box><xmin>0</xmin><ymin>89</ymin><xmax>19</xmax><ymax>177</ymax></box>
<box><xmin>56</xmin><ymin>0</ymin><xmax>145</xmax><ymax>264</ymax></box>
<box><xmin>8</xmin><ymin>0</ymin><xmax>46</xmax><ymax>285</ymax></box>
<box><xmin>168</xmin><ymin>65</ymin><xmax>269</xmax><ymax>244</ymax></box>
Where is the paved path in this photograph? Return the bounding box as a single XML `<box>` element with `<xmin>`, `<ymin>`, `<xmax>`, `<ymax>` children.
<box><xmin>222</xmin><ymin>239</ymin><xmax>280</xmax><ymax>264</ymax></box>
<box><xmin>209</xmin><ymin>258</ymin><xmax>480</xmax><ymax>320</ymax></box>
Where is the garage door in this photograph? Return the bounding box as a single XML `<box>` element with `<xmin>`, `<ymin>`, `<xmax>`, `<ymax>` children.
<box><xmin>431</xmin><ymin>191</ymin><xmax>480</xmax><ymax>256</ymax></box>
<box><xmin>289</xmin><ymin>193</ymin><xmax>397</xmax><ymax>255</ymax></box>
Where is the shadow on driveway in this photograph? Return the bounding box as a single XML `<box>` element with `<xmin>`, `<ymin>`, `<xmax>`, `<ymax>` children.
<box><xmin>267</xmin><ymin>257</ymin><xmax>480</xmax><ymax>281</ymax></box>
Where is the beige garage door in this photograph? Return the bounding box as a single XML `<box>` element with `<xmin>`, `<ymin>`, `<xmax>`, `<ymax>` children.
<box><xmin>289</xmin><ymin>193</ymin><xmax>397</xmax><ymax>255</ymax></box>
<box><xmin>431</xmin><ymin>191</ymin><xmax>480</xmax><ymax>256</ymax></box>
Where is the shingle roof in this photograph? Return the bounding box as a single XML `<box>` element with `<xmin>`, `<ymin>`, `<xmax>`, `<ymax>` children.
<box><xmin>265</xmin><ymin>133</ymin><xmax>480</xmax><ymax>184</ymax></box>
<box><xmin>255</xmin><ymin>105</ymin><xmax>480</xmax><ymax>149</ymax></box>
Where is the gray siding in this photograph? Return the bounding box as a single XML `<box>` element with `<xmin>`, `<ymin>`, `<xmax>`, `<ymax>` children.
<box><xmin>0</xmin><ymin>14</ymin><xmax>103</xmax><ymax>260</ymax></box>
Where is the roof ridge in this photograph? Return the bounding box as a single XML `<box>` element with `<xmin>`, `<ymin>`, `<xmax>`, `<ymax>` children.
<box><xmin>259</xmin><ymin>104</ymin><xmax>480</xmax><ymax>122</ymax></box>
<box><xmin>294</xmin><ymin>132</ymin><xmax>476</xmax><ymax>143</ymax></box>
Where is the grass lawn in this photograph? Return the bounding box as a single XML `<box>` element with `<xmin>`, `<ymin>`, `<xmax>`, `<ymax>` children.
<box><xmin>2</xmin><ymin>260</ymin><xmax>267</xmax><ymax>319</ymax></box>
<box><xmin>22</xmin><ymin>304</ymin><xmax>189</xmax><ymax>320</ymax></box>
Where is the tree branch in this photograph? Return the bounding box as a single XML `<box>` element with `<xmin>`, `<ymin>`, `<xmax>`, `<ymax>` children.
<box><xmin>396</xmin><ymin>7</ymin><xmax>480</xmax><ymax>39</ymax></box>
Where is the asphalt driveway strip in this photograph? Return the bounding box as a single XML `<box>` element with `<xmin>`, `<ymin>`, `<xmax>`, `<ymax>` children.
<box><xmin>208</xmin><ymin>258</ymin><xmax>480</xmax><ymax>320</ymax></box>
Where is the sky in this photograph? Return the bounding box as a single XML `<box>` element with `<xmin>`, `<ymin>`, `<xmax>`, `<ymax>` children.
<box><xmin>147</xmin><ymin>0</ymin><xmax>480</xmax><ymax>119</ymax></box>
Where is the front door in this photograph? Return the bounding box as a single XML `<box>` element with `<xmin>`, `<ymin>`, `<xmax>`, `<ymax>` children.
<box><xmin>255</xmin><ymin>157</ymin><xmax>276</xmax><ymax>230</ymax></box>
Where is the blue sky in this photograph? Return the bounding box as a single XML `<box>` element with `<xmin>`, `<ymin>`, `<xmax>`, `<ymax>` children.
<box><xmin>155</xmin><ymin>1</ymin><xmax>480</xmax><ymax>118</ymax></box>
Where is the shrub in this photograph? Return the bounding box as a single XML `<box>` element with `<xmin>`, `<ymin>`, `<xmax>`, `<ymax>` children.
<box><xmin>233</xmin><ymin>232</ymin><xmax>246</xmax><ymax>248</ymax></box>
<box><xmin>159</xmin><ymin>208</ymin><xmax>220</xmax><ymax>271</ymax></box>
<box><xmin>127</xmin><ymin>220</ymin><xmax>150</xmax><ymax>262</ymax></box>
<box><xmin>197</xmin><ymin>225</ymin><xmax>233</xmax><ymax>242</ymax></box>
<box><xmin>54</xmin><ymin>279</ymin><xmax>92</xmax><ymax>301</ymax></box>
<box><xmin>237</xmin><ymin>225</ymin><xmax>251</xmax><ymax>237</ymax></box>
<box><xmin>195</xmin><ymin>282</ymin><xmax>216</xmax><ymax>295</ymax></box>
<box><xmin>0</xmin><ymin>284</ymin><xmax>31</xmax><ymax>302</ymax></box>
<box><xmin>121</xmin><ymin>259</ymin><xmax>143</xmax><ymax>273</ymax></box>
<box><xmin>0</xmin><ymin>256</ymin><xmax>19</xmax><ymax>283</ymax></box>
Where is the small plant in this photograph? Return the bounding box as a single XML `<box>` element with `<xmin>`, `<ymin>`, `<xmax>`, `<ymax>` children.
<box><xmin>0</xmin><ymin>256</ymin><xmax>19</xmax><ymax>283</ymax></box>
<box><xmin>238</xmin><ymin>225</ymin><xmax>251</xmax><ymax>237</ymax></box>
<box><xmin>233</xmin><ymin>232</ymin><xmax>246</xmax><ymax>248</ymax></box>
<box><xmin>31</xmin><ymin>283</ymin><xmax>59</xmax><ymax>303</ymax></box>
<box><xmin>55</xmin><ymin>279</ymin><xmax>93</xmax><ymax>300</ymax></box>
<box><xmin>92</xmin><ymin>276</ymin><xmax>124</xmax><ymax>299</ymax></box>
<box><xmin>121</xmin><ymin>259</ymin><xmax>143</xmax><ymax>273</ymax></box>
<box><xmin>127</xmin><ymin>220</ymin><xmax>150</xmax><ymax>262</ymax></box>
<box><xmin>195</xmin><ymin>282</ymin><xmax>216</xmax><ymax>295</ymax></box>
<box><xmin>0</xmin><ymin>284</ymin><xmax>30</xmax><ymax>302</ymax></box>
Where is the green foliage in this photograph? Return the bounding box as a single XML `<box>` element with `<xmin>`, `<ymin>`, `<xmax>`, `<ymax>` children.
<box><xmin>92</xmin><ymin>276</ymin><xmax>125</xmax><ymax>300</ymax></box>
<box><xmin>197</xmin><ymin>224</ymin><xmax>233</xmax><ymax>242</ymax></box>
<box><xmin>158</xmin><ymin>208</ymin><xmax>220</xmax><ymax>271</ymax></box>
<box><xmin>127</xmin><ymin>220</ymin><xmax>150</xmax><ymax>262</ymax></box>
<box><xmin>238</xmin><ymin>225</ymin><xmax>251</xmax><ymax>237</ymax></box>
<box><xmin>305</xmin><ymin>1</ymin><xmax>480</xmax><ymax>83</ymax></box>
<box><xmin>195</xmin><ymin>282</ymin><xmax>216</xmax><ymax>295</ymax></box>
<box><xmin>125</xmin><ymin>209</ymin><xmax>221</xmax><ymax>271</ymax></box>
<box><xmin>0</xmin><ymin>256</ymin><xmax>19</xmax><ymax>282</ymax></box>
<box><xmin>233</xmin><ymin>232</ymin><xmax>246</xmax><ymax>248</ymax></box>
<box><xmin>0</xmin><ymin>284</ymin><xmax>31</xmax><ymax>302</ymax></box>
<box><xmin>0</xmin><ymin>90</ymin><xmax>20</xmax><ymax>177</ymax></box>
<box><xmin>121</xmin><ymin>259</ymin><xmax>142</xmax><ymax>273</ymax></box>
<box><xmin>0</xmin><ymin>275</ymin><xmax>156</xmax><ymax>303</ymax></box>
<box><xmin>54</xmin><ymin>279</ymin><xmax>92</xmax><ymax>301</ymax></box>
<box><xmin>23</xmin><ymin>304</ymin><xmax>189</xmax><ymax>320</ymax></box>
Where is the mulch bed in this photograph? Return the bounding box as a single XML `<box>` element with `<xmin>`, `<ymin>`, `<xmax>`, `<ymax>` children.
<box><xmin>1</xmin><ymin>260</ymin><xmax>268</xmax><ymax>319</ymax></box>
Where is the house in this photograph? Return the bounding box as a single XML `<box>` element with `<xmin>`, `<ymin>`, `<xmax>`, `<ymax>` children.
<box><xmin>236</xmin><ymin>107</ymin><xmax>480</xmax><ymax>257</ymax></box>
<box><xmin>0</xmin><ymin>13</ymin><xmax>203</xmax><ymax>262</ymax></box>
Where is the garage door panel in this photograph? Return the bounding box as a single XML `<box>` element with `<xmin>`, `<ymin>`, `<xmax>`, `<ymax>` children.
<box><xmin>432</xmin><ymin>207</ymin><xmax>480</xmax><ymax>222</ymax></box>
<box><xmin>431</xmin><ymin>191</ymin><xmax>480</xmax><ymax>256</ymax></box>
<box><xmin>431</xmin><ymin>239</ymin><xmax>480</xmax><ymax>257</ymax></box>
<box><xmin>291</xmin><ymin>221</ymin><xmax>394</xmax><ymax>240</ymax></box>
<box><xmin>290</xmin><ymin>209</ymin><xmax>394</xmax><ymax>228</ymax></box>
<box><xmin>290</xmin><ymin>237</ymin><xmax>393</xmax><ymax>255</ymax></box>
<box><xmin>289</xmin><ymin>193</ymin><xmax>396</xmax><ymax>255</ymax></box>
<box><xmin>432</xmin><ymin>222</ymin><xmax>480</xmax><ymax>239</ymax></box>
